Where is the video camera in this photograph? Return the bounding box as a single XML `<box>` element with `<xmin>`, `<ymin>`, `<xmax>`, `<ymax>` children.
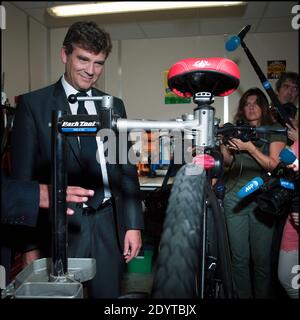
<box><xmin>256</xmin><ymin>163</ymin><xmax>298</xmax><ymax>215</ymax></box>
<box><xmin>237</xmin><ymin>148</ymin><xmax>298</xmax><ymax>215</ymax></box>
<box><xmin>270</xmin><ymin>102</ymin><xmax>298</xmax><ymax>124</ymax></box>
<box><xmin>222</xmin><ymin>120</ymin><xmax>259</xmax><ymax>145</ymax></box>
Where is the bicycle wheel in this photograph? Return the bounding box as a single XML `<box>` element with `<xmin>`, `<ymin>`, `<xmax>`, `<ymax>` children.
<box><xmin>151</xmin><ymin>163</ymin><xmax>206</xmax><ymax>298</ymax></box>
<box><xmin>205</xmin><ymin>187</ymin><xmax>234</xmax><ymax>298</ymax></box>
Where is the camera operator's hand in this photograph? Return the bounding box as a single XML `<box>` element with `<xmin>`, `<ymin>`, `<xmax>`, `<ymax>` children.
<box><xmin>290</xmin><ymin>212</ymin><xmax>299</xmax><ymax>227</ymax></box>
<box><xmin>228</xmin><ymin>138</ymin><xmax>256</xmax><ymax>153</ymax></box>
<box><xmin>287</xmin><ymin>163</ymin><xmax>299</xmax><ymax>172</ymax></box>
<box><xmin>220</xmin><ymin>139</ymin><xmax>234</xmax><ymax>166</ymax></box>
<box><xmin>228</xmin><ymin>137</ymin><xmax>284</xmax><ymax>172</ymax></box>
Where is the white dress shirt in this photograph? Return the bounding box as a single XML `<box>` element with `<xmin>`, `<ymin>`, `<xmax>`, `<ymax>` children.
<box><xmin>61</xmin><ymin>75</ymin><xmax>111</xmax><ymax>203</ymax></box>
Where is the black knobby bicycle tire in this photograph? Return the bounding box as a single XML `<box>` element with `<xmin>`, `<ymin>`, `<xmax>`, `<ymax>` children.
<box><xmin>151</xmin><ymin>163</ymin><xmax>206</xmax><ymax>298</ymax></box>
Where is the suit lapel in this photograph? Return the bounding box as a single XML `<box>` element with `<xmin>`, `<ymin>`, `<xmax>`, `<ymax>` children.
<box><xmin>53</xmin><ymin>80</ymin><xmax>71</xmax><ymax>113</ymax></box>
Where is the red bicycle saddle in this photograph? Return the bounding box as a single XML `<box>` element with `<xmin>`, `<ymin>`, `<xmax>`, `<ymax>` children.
<box><xmin>168</xmin><ymin>57</ymin><xmax>240</xmax><ymax>98</ymax></box>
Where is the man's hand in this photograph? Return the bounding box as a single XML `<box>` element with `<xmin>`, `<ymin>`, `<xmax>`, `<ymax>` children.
<box><xmin>39</xmin><ymin>185</ymin><xmax>94</xmax><ymax>214</ymax></box>
<box><xmin>66</xmin><ymin>186</ymin><xmax>94</xmax><ymax>203</ymax></box>
<box><xmin>22</xmin><ymin>249</ymin><xmax>41</xmax><ymax>268</ymax></box>
<box><xmin>123</xmin><ymin>230</ymin><xmax>142</xmax><ymax>263</ymax></box>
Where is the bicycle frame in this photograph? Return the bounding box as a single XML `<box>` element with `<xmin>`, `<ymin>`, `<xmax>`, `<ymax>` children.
<box><xmin>57</xmin><ymin>86</ymin><xmax>287</xmax><ymax>298</ymax></box>
<box><xmin>58</xmin><ymin>93</ymin><xmax>230</xmax><ymax>298</ymax></box>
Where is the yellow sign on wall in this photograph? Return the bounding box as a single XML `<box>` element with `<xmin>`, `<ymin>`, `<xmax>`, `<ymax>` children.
<box><xmin>267</xmin><ymin>60</ymin><xmax>286</xmax><ymax>79</ymax></box>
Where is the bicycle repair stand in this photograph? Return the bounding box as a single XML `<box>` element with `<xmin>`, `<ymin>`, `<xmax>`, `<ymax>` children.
<box><xmin>0</xmin><ymin>99</ymin><xmax>118</xmax><ymax>298</ymax></box>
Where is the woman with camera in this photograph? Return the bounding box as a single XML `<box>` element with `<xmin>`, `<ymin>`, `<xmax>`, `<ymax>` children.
<box><xmin>220</xmin><ymin>87</ymin><xmax>287</xmax><ymax>298</ymax></box>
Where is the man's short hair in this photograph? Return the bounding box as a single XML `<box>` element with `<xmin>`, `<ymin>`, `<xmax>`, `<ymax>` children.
<box><xmin>275</xmin><ymin>72</ymin><xmax>299</xmax><ymax>92</ymax></box>
<box><xmin>63</xmin><ymin>21</ymin><xmax>112</xmax><ymax>57</ymax></box>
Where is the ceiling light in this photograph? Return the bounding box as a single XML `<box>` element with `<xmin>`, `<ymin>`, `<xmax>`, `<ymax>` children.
<box><xmin>48</xmin><ymin>1</ymin><xmax>246</xmax><ymax>18</ymax></box>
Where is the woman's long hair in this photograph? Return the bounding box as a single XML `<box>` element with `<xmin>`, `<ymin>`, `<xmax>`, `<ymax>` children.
<box><xmin>234</xmin><ymin>87</ymin><xmax>273</xmax><ymax>126</ymax></box>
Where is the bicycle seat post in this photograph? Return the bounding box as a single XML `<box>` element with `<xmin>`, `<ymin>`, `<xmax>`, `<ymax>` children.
<box><xmin>193</xmin><ymin>91</ymin><xmax>216</xmax><ymax>151</ymax></box>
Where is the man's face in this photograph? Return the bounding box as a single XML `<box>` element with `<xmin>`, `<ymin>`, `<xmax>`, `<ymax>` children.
<box><xmin>61</xmin><ymin>45</ymin><xmax>106</xmax><ymax>91</ymax></box>
<box><xmin>277</xmin><ymin>79</ymin><xmax>299</xmax><ymax>105</ymax></box>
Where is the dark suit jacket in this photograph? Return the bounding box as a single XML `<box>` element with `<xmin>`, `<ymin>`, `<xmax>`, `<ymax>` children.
<box><xmin>1</xmin><ymin>171</ymin><xmax>40</xmax><ymax>227</ymax></box>
<box><xmin>10</xmin><ymin>79</ymin><xmax>143</xmax><ymax>252</ymax></box>
<box><xmin>1</xmin><ymin>172</ymin><xmax>41</xmax><ymax>280</ymax></box>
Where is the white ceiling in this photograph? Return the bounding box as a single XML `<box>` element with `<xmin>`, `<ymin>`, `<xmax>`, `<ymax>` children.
<box><xmin>10</xmin><ymin>1</ymin><xmax>298</xmax><ymax>40</ymax></box>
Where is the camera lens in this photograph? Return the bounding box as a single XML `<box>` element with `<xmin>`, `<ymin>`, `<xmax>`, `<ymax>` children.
<box><xmin>256</xmin><ymin>188</ymin><xmax>295</xmax><ymax>215</ymax></box>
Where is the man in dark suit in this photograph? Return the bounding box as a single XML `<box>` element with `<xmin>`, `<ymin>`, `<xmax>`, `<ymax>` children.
<box><xmin>0</xmin><ymin>171</ymin><xmax>94</xmax><ymax>281</ymax></box>
<box><xmin>10</xmin><ymin>21</ymin><xmax>143</xmax><ymax>298</ymax></box>
<box><xmin>1</xmin><ymin>172</ymin><xmax>94</xmax><ymax>225</ymax></box>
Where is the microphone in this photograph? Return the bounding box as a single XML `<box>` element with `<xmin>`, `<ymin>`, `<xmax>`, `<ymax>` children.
<box><xmin>279</xmin><ymin>148</ymin><xmax>299</xmax><ymax>167</ymax></box>
<box><xmin>225</xmin><ymin>25</ymin><xmax>251</xmax><ymax>52</ymax></box>
<box><xmin>237</xmin><ymin>175</ymin><xmax>296</xmax><ymax>199</ymax></box>
<box><xmin>237</xmin><ymin>176</ymin><xmax>264</xmax><ymax>199</ymax></box>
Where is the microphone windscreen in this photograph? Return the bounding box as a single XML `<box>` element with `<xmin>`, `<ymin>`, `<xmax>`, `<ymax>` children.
<box><xmin>237</xmin><ymin>177</ymin><xmax>264</xmax><ymax>199</ymax></box>
<box><xmin>279</xmin><ymin>148</ymin><xmax>297</xmax><ymax>165</ymax></box>
<box><xmin>225</xmin><ymin>36</ymin><xmax>241</xmax><ymax>52</ymax></box>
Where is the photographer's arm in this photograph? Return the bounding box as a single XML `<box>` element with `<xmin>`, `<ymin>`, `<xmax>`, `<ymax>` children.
<box><xmin>220</xmin><ymin>142</ymin><xmax>234</xmax><ymax>166</ymax></box>
<box><xmin>228</xmin><ymin>138</ymin><xmax>286</xmax><ymax>171</ymax></box>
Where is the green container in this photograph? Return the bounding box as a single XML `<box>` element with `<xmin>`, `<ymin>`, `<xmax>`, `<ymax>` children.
<box><xmin>127</xmin><ymin>250</ymin><xmax>153</xmax><ymax>274</ymax></box>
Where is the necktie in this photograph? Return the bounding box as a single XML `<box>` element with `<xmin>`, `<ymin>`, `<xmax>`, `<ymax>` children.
<box><xmin>76</xmin><ymin>91</ymin><xmax>104</xmax><ymax>208</ymax></box>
